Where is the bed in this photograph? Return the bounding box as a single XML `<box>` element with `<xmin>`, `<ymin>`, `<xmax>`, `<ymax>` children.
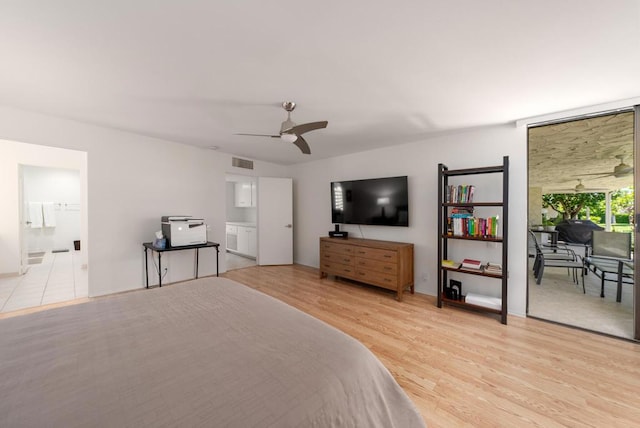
<box><xmin>0</xmin><ymin>277</ymin><xmax>425</xmax><ymax>427</ymax></box>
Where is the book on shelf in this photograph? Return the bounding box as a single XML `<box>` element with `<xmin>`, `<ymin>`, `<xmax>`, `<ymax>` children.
<box><xmin>465</xmin><ymin>293</ymin><xmax>502</xmax><ymax>310</ymax></box>
<box><xmin>441</xmin><ymin>259</ymin><xmax>461</xmax><ymax>268</ymax></box>
<box><xmin>461</xmin><ymin>258</ymin><xmax>482</xmax><ymax>270</ymax></box>
<box><xmin>450</xmin><ymin>207</ymin><xmax>474</xmax><ymax>218</ymax></box>
<box><xmin>484</xmin><ymin>263</ymin><xmax>503</xmax><ymax>274</ymax></box>
<box><xmin>446</xmin><ymin>184</ymin><xmax>475</xmax><ymax>204</ymax></box>
<box><xmin>447</xmin><ymin>215</ymin><xmax>500</xmax><ymax>238</ymax></box>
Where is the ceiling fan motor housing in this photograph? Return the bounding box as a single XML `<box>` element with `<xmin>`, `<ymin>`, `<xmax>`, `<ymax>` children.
<box><xmin>282</xmin><ymin>101</ymin><xmax>296</xmax><ymax>112</ymax></box>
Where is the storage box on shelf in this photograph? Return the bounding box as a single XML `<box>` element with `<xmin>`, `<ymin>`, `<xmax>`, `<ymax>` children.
<box><xmin>437</xmin><ymin>156</ymin><xmax>509</xmax><ymax>324</ymax></box>
<box><xmin>319</xmin><ymin>237</ymin><xmax>414</xmax><ymax>301</ymax></box>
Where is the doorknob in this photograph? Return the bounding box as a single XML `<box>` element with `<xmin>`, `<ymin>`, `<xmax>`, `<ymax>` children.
<box><xmin>25</xmin><ymin>221</ymin><xmax>32</xmax><ymax>225</ymax></box>
<box><xmin>285</xmin><ymin>224</ymin><xmax>292</xmax><ymax>228</ymax></box>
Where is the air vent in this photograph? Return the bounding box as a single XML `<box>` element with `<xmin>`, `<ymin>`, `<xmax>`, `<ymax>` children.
<box><xmin>232</xmin><ymin>157</ymin><xmax>254</xmax><ymax>170</ymax></box>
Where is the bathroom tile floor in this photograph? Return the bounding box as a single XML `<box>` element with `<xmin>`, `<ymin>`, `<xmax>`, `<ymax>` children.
<box><xmin>0</xmin><ymin>250</ymin><xmax>88</xmax><ymax>313</ymax></box>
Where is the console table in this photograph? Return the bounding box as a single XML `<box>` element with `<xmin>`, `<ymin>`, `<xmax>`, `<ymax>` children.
<box><xmin>143</xmin><ymin>241</ymin><xmax>220</xmax><ymax>288</ymax></box>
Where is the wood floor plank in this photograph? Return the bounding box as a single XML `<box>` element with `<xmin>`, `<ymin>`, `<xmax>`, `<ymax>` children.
<box><xmin>224</xmin><ymin>264</ymin><xmax>640</xmax><ymax>428</ymax></box>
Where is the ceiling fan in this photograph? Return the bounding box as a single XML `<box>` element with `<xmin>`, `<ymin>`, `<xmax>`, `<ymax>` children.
<box><xmin>580</xmin><ymin>154</ymin><xmax>633</xmax><ymax>178</ymax></box>
<box><xmin>549</xmin><ymin>179</ymin><xmax>608</xmax><ymax>194</ymax></box>
<box><xmin>235</xmin><ymin>101</ymin><xmax>328</xmax><ymax>154</ymax></box>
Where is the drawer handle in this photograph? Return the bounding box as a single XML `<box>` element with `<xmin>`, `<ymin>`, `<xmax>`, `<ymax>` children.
<box><xmin>358</xmin><ymin>251</ymin><xmax>365</xmax><ymax>254</ymax></box>
<box><xmin>384</xmin><ymin>255</ymin><xmax>392</xmax><ymax>258</ymax></box>
<box><xmin>343</xmin><ymin>258</ymin><xmax>350</xmax><ymax>262</ymax></box>
<box><xmin>384</xmin><ymin>278</ymin><xmax>392</xmax><ymax>282</ymax></box>
<box><xmin>344</xmin><ymin>269</ymin><xmax>351</xmax><ymax>273</ymax></box>
<box><xmin>384</xmin><ymin>267</ymin><xmax>392</xmax><ymax>270</ymax></box>
<box><xmin>358</xmin><ymin>271</ymin><xmax>365</xmax><ymax>275</ymax></box>
<box><xmin>323</xmin><ymin>264</ymin><xmax>330</xmax><ymax>268</ymax></box>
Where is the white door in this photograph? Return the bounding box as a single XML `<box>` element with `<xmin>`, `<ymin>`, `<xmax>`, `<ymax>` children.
<box><xmin>257</xmin><ymin>177</ymin><xmax>293</xmax><ymax>265</ymax></box>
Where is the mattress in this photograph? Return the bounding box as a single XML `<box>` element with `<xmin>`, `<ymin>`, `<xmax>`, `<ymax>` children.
<box><xmin>0</xmin><ymin>277</ymin><xmax>425</xmax><ymax>427</ymax></box>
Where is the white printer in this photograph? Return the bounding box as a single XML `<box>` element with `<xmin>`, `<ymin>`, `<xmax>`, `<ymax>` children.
<box><xmin>161</xmin><ymin>216</ymin><xmax>207</xmax><ymax>247</ymax></box>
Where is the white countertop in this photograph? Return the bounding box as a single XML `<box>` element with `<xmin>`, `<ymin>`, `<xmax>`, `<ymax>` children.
<box><xmin>226</xmin><ymin>222</ymin><xmax>256</xmax><ymax>228</ymax></box>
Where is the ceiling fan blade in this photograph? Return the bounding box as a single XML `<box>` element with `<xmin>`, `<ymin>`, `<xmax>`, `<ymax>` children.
<box><xmin>285</xmin><ymin>121</ymin><xmax>328</xmax><ymax>135</ymax></box>
<box><xmin>293</xmin><ymin>135</ymin><xmax>311</xmax><ymax>154</ymax></box>
<box><xmin>235</xmin><ymin>133</ymin><xmax>280</xmax><ymax>138</ymax></box>
<box><xmin>578</xmin><ymin>172</ymin><xmax>614</xmax><ymax>177</ymax></box>
<box><xmin>614</xmin><ymin>169</ymin><xmax>633</xmax><ymax>178</ymax></box>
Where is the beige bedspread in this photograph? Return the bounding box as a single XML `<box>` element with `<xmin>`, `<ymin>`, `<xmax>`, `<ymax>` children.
<box><xmin>0</xmin><ymin>277</ymin><xmax>425</xmax><ymax>427</ymax></box>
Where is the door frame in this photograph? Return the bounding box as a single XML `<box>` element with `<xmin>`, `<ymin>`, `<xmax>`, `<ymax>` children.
<box><xmin>634</xmin><ymin>105</ymin><xmax>639</xmax><ymax>340</ymax></box>
<box><xmin>18</xmin><ymin>164</ymin><xmax>29</xmax><ymax>274</ymax></box>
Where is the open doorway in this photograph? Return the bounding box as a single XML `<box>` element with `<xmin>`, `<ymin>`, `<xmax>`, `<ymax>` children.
<box><xmin>225</xmin><ymin>174</ymin><xmax>257</xmax><ymax>271</ymax></box>
<box><xmin>0</xmin><ymin>141</ymin><xmax>88</xmax><ymax>314</ymax></box>
<box><xmin>527</xmin><ymin>110</ymin><xmax>635</xmax><ymax>339</ymax></box>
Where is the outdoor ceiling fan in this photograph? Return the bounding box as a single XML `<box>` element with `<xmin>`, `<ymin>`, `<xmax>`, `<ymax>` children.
<box><xmin>580</xmin><ymin>155</ymin><xmax>633</xmax><ymax>179</ymax></box>
<box><xmin>551</xmin><ymin>179</ymin><xmax>608</xmax><ymax>194</ymax></box>
<box><xmin>235</xmin><ymin>101</ymin><xmax>328</xmax><ymax>154</ymax></box>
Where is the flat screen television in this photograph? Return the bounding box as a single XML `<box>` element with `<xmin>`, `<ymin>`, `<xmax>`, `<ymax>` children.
<box><xmin>331</xmin><ymin>176</ymin><xmax>409</xmax><ymax>227</ymax></box>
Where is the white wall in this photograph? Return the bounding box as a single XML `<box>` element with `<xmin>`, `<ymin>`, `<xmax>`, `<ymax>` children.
<box><xmin>290</xmin><ymin>124</ymin><xmax>528</xmax><ymax>317</ymax></box>
<box><xmin>0</xmin><ymin>105</ymin><xmax>288</xmax><ymax>296</ymax></box>
<box><xmin>23</xmin><ymin>166</ymin><xmax>81</xmax><ymax>252</ymax></box>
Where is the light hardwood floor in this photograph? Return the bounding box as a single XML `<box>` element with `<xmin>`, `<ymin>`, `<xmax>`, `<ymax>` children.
<box><xmin>224</xmin><ymin>264</ymin><xmax>640</xmax><ymax>428</ymax></box>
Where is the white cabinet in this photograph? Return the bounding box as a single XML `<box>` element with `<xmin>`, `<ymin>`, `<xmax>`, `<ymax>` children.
<box><xmin>235</xmin><ymin>182</ymin><xmax>256</xmax><ymax>207</ymax></box>
<box><xmin>225</xmin><ymin>224</ymin><xmax>238</xmax><ymax>251</ymax></box>
<box><xmin>237</xmin><ymin>226</ymin><xmax>257</xmax><ymax>257</ymax></box>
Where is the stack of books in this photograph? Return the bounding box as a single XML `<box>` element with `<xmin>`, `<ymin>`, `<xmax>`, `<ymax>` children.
<box><xmin>484</xmin><ymin>263</ymin><xmax>502</xmax><ymax>275</ymax></box>
<box><xmin>461</xmin><ymin>258</ymin><xmax>482</xmax><ymax>270</ymax></box>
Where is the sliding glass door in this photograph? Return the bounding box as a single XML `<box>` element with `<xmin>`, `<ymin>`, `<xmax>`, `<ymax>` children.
<box><xmin>527</xmin><ymin>108</ymin><xmax>637</xmax><ymax>340</ymax></box>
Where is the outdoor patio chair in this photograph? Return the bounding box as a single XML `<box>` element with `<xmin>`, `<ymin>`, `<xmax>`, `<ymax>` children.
<box><xmin>529</xmin><ymin>230</ymin><xmax>585</xmax><ymax>290</ymax></box>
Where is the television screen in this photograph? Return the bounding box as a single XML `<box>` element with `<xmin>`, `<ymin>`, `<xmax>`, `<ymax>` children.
<box><xmin>331</xmin><ymin>176</ymin><xmax>408</xmax><ymax>227</ymax></box>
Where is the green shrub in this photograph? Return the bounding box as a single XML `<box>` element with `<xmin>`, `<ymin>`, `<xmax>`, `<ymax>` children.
<box><xmin>615</xmin><ymin>215</ymin><xmax>630</xmax><ymax>224</ymax></box>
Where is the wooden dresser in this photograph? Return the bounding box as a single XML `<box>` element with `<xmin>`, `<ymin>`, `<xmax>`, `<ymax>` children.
<box><xmin>319</xmin><ymin>237</ymin><xmax>414</xmax><ymax>301</ymax></box>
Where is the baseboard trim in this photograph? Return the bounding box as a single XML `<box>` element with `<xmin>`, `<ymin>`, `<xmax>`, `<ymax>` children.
<box><xmin>0</xmin><ymin>271</ymin><xmax>19</xmax><ymax>279</ymax></box>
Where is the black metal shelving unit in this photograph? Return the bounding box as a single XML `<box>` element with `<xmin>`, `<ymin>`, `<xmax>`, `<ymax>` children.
<box><xmin>437</xmin><ymin>156</ymin><xmax>509</xmax><ymax>324</ymax></box>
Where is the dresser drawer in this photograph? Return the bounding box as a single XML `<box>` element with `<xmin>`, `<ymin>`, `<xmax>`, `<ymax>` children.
<box><xmin>321</xmin><ymin>261</ymin><xmax>357</xmax><ymax>277</ymax></box>
<box><xmin>352</xmin><ymin>247</ymin><xmax>397</xmax><ymax>263</ymax></box>
<box><xmin>355</xmin><ymin>269</ymin><xmax>398</xmax><ymax>290</ymax></box>
<box><xmin>321</xmin><ymin>241</ymin><xmax>354</xmax><ymax>256</ymax></box>
<box><xmin>355</xmin><ymin>258</ymin><xmax>397</xmax><ymax>275</ymax></box>
<box><xmin>322</xmin><ymin>252</ymin><xmax>354</xmax><ymax>265</ymax></box>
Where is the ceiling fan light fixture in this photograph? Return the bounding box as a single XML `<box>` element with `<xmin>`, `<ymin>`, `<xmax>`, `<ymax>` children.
<box><xmin>280</xmin><ymin>133</ymin><xmax>298</xmax><ymax>144</ymax></box>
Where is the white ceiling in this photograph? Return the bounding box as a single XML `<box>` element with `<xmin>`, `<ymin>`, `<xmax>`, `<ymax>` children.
<box><xmin>2</xmin><ymin>1</ymin><xmax>639</xmax><ymax>165</ymax></box>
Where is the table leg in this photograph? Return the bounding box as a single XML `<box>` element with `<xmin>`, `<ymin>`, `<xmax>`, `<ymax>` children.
<box><xmin>159</xmin><ymin>252</ymin><xmax>162</xmax><ymax>287</ymax></box>
<box><xmin>600</xmin><ymin>274</ymin><xmax>605</xmax><ymax>298</ymax></box>
<box><xmin>195</xmin><ymin>248</ymin><xmax>199</xmax><ymax>279</ymax></box>
<box><xmin>144</xmin><ymin>247</ymin><xmax>149</xmax><ymax>289</ymax></box>
<box><xmin>616</xmin><ymin>261</ymin><xmax>623</xmax><ymax>303</ymax></box>
<box><xmin>216</xmin><ymin>247</ymin><xmax>219</xmax><ymax>277</ymax></box>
